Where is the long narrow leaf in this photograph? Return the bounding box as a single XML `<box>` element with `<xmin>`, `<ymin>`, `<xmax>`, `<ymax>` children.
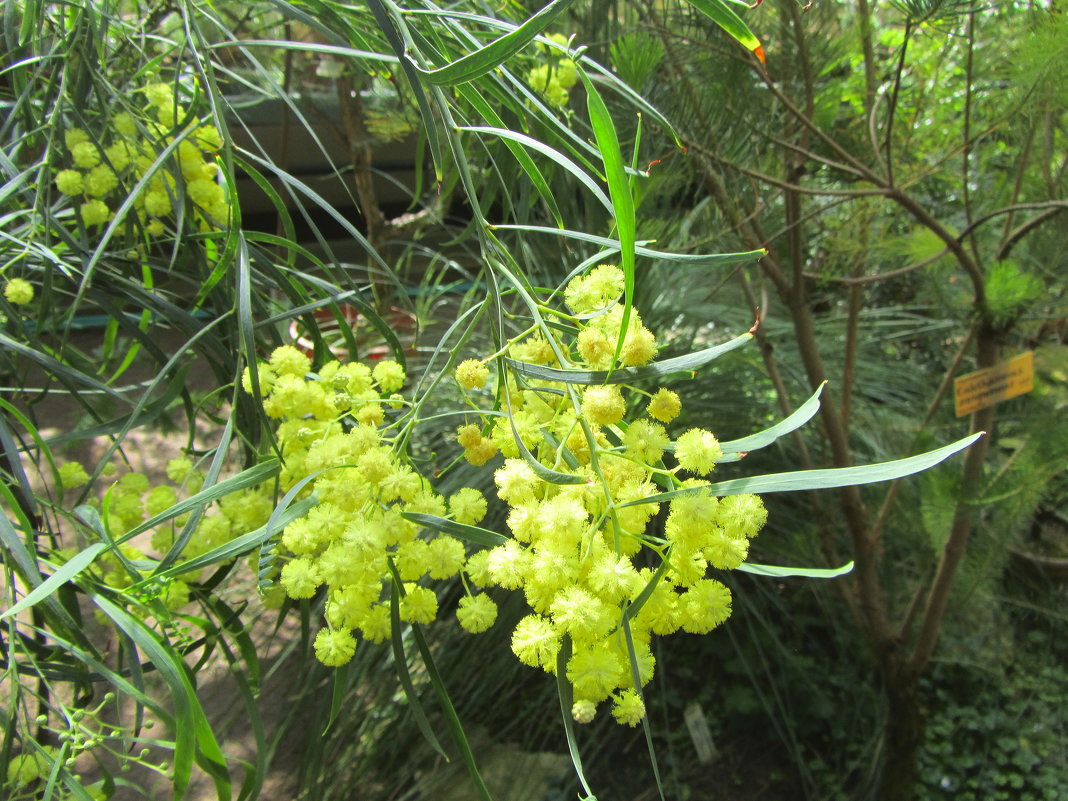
<box><xmin>386</xmin><ymin>570</ymin><xmax>448</xmax><ymax>759</ymax></box>
<box><xmin>408</xmin><ymin>625</ymin><xmax>493</xmax><ymax>800</ymax></box>
<box><xmin>580</xmin><ymin>67</ymin><xmax>636</xmax><ymax>371</ymax></box>
<box><xmin>720</xmin><ymin>382</ymin><xmax>824</xmax><ymax>454</ymax></box>
<box><xmin>459</xmin><ymin>126</ymin><xmax>613</xmax><ymax>213</ymax></box>
<box><xmin>687</xmin><ymin>0</ymin><xmax>766</xmax><ymax>64</ymax></box>
<box><xmin>415</xmin><ymin>0</ymin><xmax>575</xmax><ymax>85</ymax></box>
<box><xmin>147</xmin><ymin>496</ymin><xmax>316</xmax><ymax>582</ymax></box>
<box><xmin>707</xmin><ymin>432</ymin><xmax>983</xmax><ymax>496</ymax></box>
<box><xmin>0</xmin><ymin>332</ymin><xmax>127</xmax><ymax>400</ymax></box>
<box><xmin>366</xmin><ymin>0</ymin><xmax>445</xmax><ymax>183</ymax></box>
<box><xmin>454</xmin><ymin>85</ymin><xmax>562</xmax><ymax>226</ymax></box>
<box><xmin>401</xmin><ymin>512</ymin><xmax>508</xmax><ymax>547</ymax></box>
<box><xmin>506</xmin><ymin>330</ymin><xmax>753</xmax><ymax>385</ymax></box>
<box><xmin>735</xmin><ymin>560</ymin><xmax>855</xmax><ymax>578</ymax></box>
<box><xmin>120</xmin><ymin>460</ymin><xmax>280</xmax><ymax>545</ymax></box>
<box><xmin>491</xmin><ymin>224</ymin><xmax>766</xmax><ymax>265</ymax></box>
<box><xmin>1</xmin><ymin>543</ymin><xmax>107</xmax><ymax>620</ymax></box>
<box><xmin>555</xmin><ymin>638</ymin><xmax>597</xmax><ymax>800</ymax></box>
<box><xmin>503</xmin><ymin>380</ymin><xmax>586</xmax><ymax>485</ymax></box>
<box><xmin>90</xmin><ymin>594</ymin><xmax>230</xmax><ymax>801</ymax></box>
<box><xmin>621</xmin><ymin>433</ymin><xmax>983</xmax><ymax>506</ymax></box>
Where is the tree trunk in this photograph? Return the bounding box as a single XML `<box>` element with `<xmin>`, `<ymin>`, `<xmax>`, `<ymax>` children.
<box><xmin>878</xmin><ymin>666</ymin><xmax>925</xmax><ymax>801</ymax></box>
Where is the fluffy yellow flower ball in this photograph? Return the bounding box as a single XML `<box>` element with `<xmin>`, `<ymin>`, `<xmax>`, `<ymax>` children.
<box><xmin>4</xmin><ymin>278</ymin><xmax>34</xmax><ymax>305</ymax></box>
<box><xmin>372</xmin><ymin>360</ymin><xmax>406</xmax><ymax>393</ymax></box>
<box><xmin>456</xmin><ymin>594</ymin><xmax>498</xmax><ymax>633</ymax></box>
<box><xmin>80</xmin><ymin>199</ymin><xmax>111</xmax><ymax>226</ymax></box>
<box><xmin>71</xmin><ymin>141</ymin><xmax>101</xmax><ymax>169</ymax></box>
<box><xmin>55</xmin><ymin>169</ymin><xmax>84</xmax><ymax>195</ymax></box>
<box><xmin>112</xmin><ymin>111</ymin><xmax>137</xmax><ymax>138</ymax></box>
<box><xmin>674</xmin><ymin>428</ymin><xmax>723</xmax><ymax>476</ymax></box>
<box><xmin>647</xmin><ymin>388</ymin><xmax>681</xmax><ymax>422</ymax></box>
<box><xmin>314</xmin><ymin>628</ymin><xmax>357</xmax><ymax>666</ymax></box>
<box><xmin>581</xmin><ymin>384</ymin><xmax>625</xmax><ymax>426</ymax></box>
<box><xmin>455</xmin><ymin>358</ymin><xmax>490</xmax><ymax>390</ymax></box>
<box><xmin>84</xmin><ymin>164</ymin><xmax>118</xmax><ymax>197</ymax></box>
<box><xmin>611</xmin><ymin>690</ymin><xmax>646</xmax><ymax>726</ymax></box>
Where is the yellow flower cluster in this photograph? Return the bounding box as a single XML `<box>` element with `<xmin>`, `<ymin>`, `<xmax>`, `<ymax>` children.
<box><xmin>527</xmin><ymin>33</ymin><xmax>579</xmax><ymax>107</ymax></box>
<box><xmin>54</xmin><ymin>81</ymin><xmax>229</xmax><ymax>236</ymax></box>
<box><xmin>452</xmin><ymin>264</ymin><xmax>768</xmax><ymax>726</ymax></box>
<box><xmin>246</xmin><ymin>346</ymin><xmax>491</xmax><ymax>667</ymax></box>
<box><xmin>3</xmin><ymin>278</ymin><xmax>34</xmax><ymax>305</ymax></box>
<box><xmin>55</xmin><ymin>455</ymin><xmax>271</xmax><ymax>613</ymax></box>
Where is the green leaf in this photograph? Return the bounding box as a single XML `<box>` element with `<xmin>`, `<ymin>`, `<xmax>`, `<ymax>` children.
<box><xmin>720</xmin><ymin>382</ymin><xmax>824</xmax><ymax>454</ymax></box>
<box><xmin>365</xmin><ymin>0</ymin><xmax>445</xmax><ymax>183</ymax></box>
<box><xmin>709</xmin><ymin>433</ymin><xmax>983</xmax><ymax>495</ymax></box>
<box><xmin>415</xmin><ymin>0</ymin><xmax>575</xmax><ymax>85</ymax></box>
<box><xmin>386</xmin><ymin>570</ymin><xmax>448</xmax><ymax>760</ymax></box>
<box><xmin>0</xmin><ymin>361</ymin><xmax>53</xmax><ymax>453</ymax></box>
<box><xmin>506</xmin><ymin>331</ymin><xmax>753</xmax><ymax>385</ymax></box>
<box><xmin>491</xmin><ymin>224</ymin><xmax>766</xmax><ymax>265</ymax></box>
<box><xmin>621</xmin><ymin>433</ymin><xmax>983</xmax><ymax>506</ymax></box>
<box><xmin>580</xmin><ymin>65</ymin><xmax>636</xmax><ymax>370</ymax></box>
<box><xmin>90</xmin><ymin>594</ymin><xmax>230</xmax><ymax>801</ymax></box>
<box><xmin>556</xmin><ymin>638</ymin><xmax>597</xmax><ymax>800</ymax></box>
<box><xmin>687</xmin><ymin>0</ymin><xmax>766</xmax><ymax>63</ymax></box>
<box><xmin>0</xmin><ymin>332</ymin><xmax>127</xmax><ymax>401</ymax></box>
<box><xmin>40</xmin><ymin>369</ymin><xmax>192</xmax><ymax>445</ymax></box>
<box><xmin>0</xmin><ymin>479</ymin><xmax>44</xmax><ymax>585</ymax></box>
<box><xmin>458</xmin><ymin>126</ymin><xmax>612</xmax><ymax>212</ymax></box>
<box><xmin>735</xmin><ymin>560</ymin><xmax>855</xmax><ymax>578</ymax></box>
<box><xmin>496</xmin><ymin>372</ymin><xmax>586</xmax><ymax>485</ymax></box>
<box><xmin>234</xmin><ymin>150</ymin><xmax>395</xmax><ymax>280</ymax></box>
<box><xmin>401</xmin><ymin>512</ymin><xmax>508</xmax><ymax>547</ymax></box>
<box><xmin>323</xmin><ymin>662</ymin><xmax>350</xmax><ymax>736</ymax></box>
<box><xmin>621</xmin><ymin>618</ymin><xmax>665</xmax><ymax>801</ymax></box>
<box><xmin>454</xmin><ymin>87</ymin><xmax>562</xmax><ymax>226</ymax></box>
<box><xmin>622</xmin><ymin>559</ymin><xmax>670</xmax><ymax>623</ymax></box>
<box><xmin>24</xmin><ymin>622</ymin><xmax>170</xmax><ymax>718</ymax></box>
<box><xmin>407</xmin><ymin>625</ymin><xmax>493</xmax><ymax>800</ymax></box>
<box><xmin>1</xmin><ymin>543</ymin><xmax>108</xmax><ymax>620</ymax></box>
<box><xmin>205</xmin><ymin>39</ymin><xmax>398</xmax><ymax>65</ymax></box>
<box><xmin>157</xmin><ymin>413</ymin><xmax>237</xmax><ymax>573</ymax></box>
<box><xmin>147</xmin><ymin>496</ymin><xmax>316</xmax><ymax>582</ymax></box>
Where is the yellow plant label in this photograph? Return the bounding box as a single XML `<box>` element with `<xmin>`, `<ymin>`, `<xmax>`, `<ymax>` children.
<box><xmin>954</xmin><ymin>351</ymin><xmax>1034</xmax><ymax>417</ymax></box>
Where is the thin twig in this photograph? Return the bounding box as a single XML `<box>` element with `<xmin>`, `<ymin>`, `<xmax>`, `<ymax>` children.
<box><xmin>883</xmin><ymin>22</ymin><xmax>912</xmax><ymax>188</ymax></box>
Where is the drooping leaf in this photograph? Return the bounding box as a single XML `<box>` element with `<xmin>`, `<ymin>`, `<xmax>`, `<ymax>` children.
<box><xmin>720</xmin><ymin>382</ymin><xmax>825</xmax><ymax>454</ymax></box>
<box><xmin>735</xmin><ymin>560</ymin><xmax>855</xmax><ymax>578</ymax></box>
<box><xmin>621</xmin><ymin>433</ymin><xmax>983</xmax><ymax>506</ymax></box>
<box><xmin>414</xmin><ymin>0</ymin><xmax>575</xmax><ymax>85</ymax></box>
<box><xmin>491</xmin><ymin>224</ymin><xmax>766</xmax><ymax>265</ymax></box>
<box><xmin>506</xmin><ymin>330</ymin><xmax>753</xmax><ymax>385</ymax></box>
<box><xmin>1</xmin><ymin>543</ymin><xmax>108</xmax><ymax>620</ymax></box>
<box><xmin>687</xmin><ymin>0</ymin><xmax>766</xmax><ymax>64</ymax></box>
<box><xmin>401</xmin><ymin>512</ymin><xmax>508</xmax><ymax>547</ymax></box>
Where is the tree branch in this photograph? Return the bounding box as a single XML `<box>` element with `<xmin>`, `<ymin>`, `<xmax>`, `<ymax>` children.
<box><xmin>998</xmin><ymin>207</ymin><xmax>1068</xmax><ymax>260</ymax></box>
<box><xmin>687</xmin><ymin>140</ymin><xmax>885</xmax><ymax>197</ymax></box>
<box><xmin>908</xmin><ymin>324</ymin><xmax>998</xmax><ymax>673</ymax></box>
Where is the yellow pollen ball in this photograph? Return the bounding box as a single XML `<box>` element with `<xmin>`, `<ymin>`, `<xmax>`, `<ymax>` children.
<box><xmin>455</xmin><ymin>359</ymin><xmax>490</xmax><ymax>390</ymax></box>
